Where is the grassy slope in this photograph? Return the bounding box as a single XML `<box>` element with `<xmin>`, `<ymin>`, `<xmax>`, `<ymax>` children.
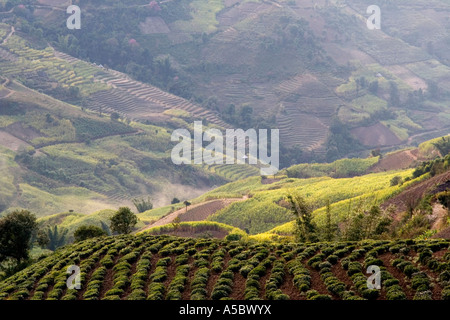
<box><xmin>207</xmin><ymin>170</ymin><xmax>415</xmax><ymax>235</ymax></box>
<box><xmin>0</xmin><ymin>80</ymin><xmax>256</xmax><ymax>217</ymax></box>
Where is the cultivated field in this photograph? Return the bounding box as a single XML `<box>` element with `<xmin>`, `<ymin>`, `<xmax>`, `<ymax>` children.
<box><xmin>0</xmin><ymin>235</ymin><xmax>448</xmax><ymax>300</ymax></box>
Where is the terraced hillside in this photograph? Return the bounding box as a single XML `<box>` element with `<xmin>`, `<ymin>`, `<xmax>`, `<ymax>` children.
<box><xmin>0</xmin><ymin>25</ymin><xmax>228</xmax><ymax>128</ymax></box>
<box><xmin>53</xmin><ymin>51</ymin><xmax>229</xmax><ymax>128</ymax></box>
<box><xmin>0</xmin><ymin>235</ymin><xmax>449</xmax><ymax>300</ymax></box>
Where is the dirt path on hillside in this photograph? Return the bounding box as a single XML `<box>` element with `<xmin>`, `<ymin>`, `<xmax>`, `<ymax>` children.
<box><xmin>142</xmin><ymin>196</ymin><xmax>247</xmax><ymax>230</ymax></box>
<box><xmin>1</xmin><ymin>26</ymin><xmax>14</xmax><ymax>45</ymax></box>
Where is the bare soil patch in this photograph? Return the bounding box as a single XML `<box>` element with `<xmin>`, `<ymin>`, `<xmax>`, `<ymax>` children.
<box><xmin>433</xmin><ymin>227</ymin><xmax>450</xmax><ymax>239</ymax></box>
<box><xmin>389</xmin><ymin>65</ymin><xmax>428</xmax><ymax>91</ymax></box>
<box><xmin>0</xmin><ymin>130</ymin><xmax>34</xmax><ymax>152</ymax></box>
<box><xmin>351</xmin><ymin>122</ymin><xmax>402</xmax><ymax>147</ymax></box>
<box><xmin>279</xmin><ymin>268</ymin><xmax>304</xmax><ymax>300</ymax></box>
<box><xmin>228</xmin><ymin>273</ymin><xmax>246</xmax><ymax>300</ymax></box>
<box><xmin>378</xmin><ymin>253</ymin><xmax>415</xmax><ymax>300</ymax></box>
<box><xmin>5</xmin><ymin>121</ymin><xmax>44</xmax><ymax>141</ymax></box>
<box><xmin>144</xmin><ymin>198</ymin><xmax>244</xmax><ymax>230</ymax></box>
<box><xmin>381</xmin><ymin>170</ymin><xmax>450</xmax><ymax>219</ymax></box>
<box><xmin>370</xmin><ymin>149</ymin><xmax>422</xmax><ymax>172</ymax></box>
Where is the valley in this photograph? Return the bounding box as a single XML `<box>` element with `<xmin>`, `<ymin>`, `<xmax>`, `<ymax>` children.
<box><xmin>0</xmin><ymin>0</ymin><xmax>449</xmax><ymax>302</ymax></box>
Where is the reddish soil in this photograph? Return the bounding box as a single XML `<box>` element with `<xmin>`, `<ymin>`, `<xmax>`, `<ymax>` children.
<box><xmin>144</xmin><ymin>254</ymin><xmax>161</xmax><ymax>297</ymax></box>
<box><xmin>433</xmin><ymin>249</ymin><xmax>448</xmax><ymax>260</ymax></box>
<box><xmin>305</xmin><ymin>265</ymin><xmax>331</xmax><ymax>298</ymax></box>
<box><xmin>121</xmin><ymin>253</ymin><xmax>142</xmax><ymax>300</ymax></box>
<box><xmin>377</xmin><ymin>253</ymin><xmax>415</xmax><ymax>300</ymax></box>
<box><xmin>261</xmin><ymin>178</ymin><xmax>281</xmax><ymax>185</ymax></box>
<box><xmin>331</xmin><ymin>263</ymin><xmax>355</xmax><ymax>293</ymax></box>
<box><xmin>179</xmin><ymin>199</ymin><xmax>240</xmax><ymax>222</ymax></box>
<box><xmin>259</xmin><ymin>264</ymin><xmax>273</xmax><ymax>299</ymax></box>
<box><xmin>5</xmin><ymin>121</ymin><xmax>44</xmax><ymax>141</ymax></box>
<box><xmin>370</xmin><ymin>149</ymin><xmax>422</xmax><ymax>172</ymax></box>
<box><xmin>381</xmin><ymin>170</ymin><xmax>450</xmax><ymax>220</ymax></box>
<box><xmin>228</xmin><ymin>273</ymin><xmax>246</xmax><ymax>300</ymax></box>
<box><xmin>434</xmin><ymin>227</ymin><xmax>450</xmax><ymax>239</ymax></box>
<box><xmin>181</xmin><ymin>256</ymin><xmax>196</xmax><ymax>300</ymax></box>
<box><xmin>97</xmin><ymin>255</ymin><xmax>121</xmax><ymax>300</ymax></box>
<box><xmin>279</xmin><ymin>268</ymin><xmax>304</xmax><ymax>300</ymax></box>
<box><xmin>162</xmin><ymin>256</ymin><xmax>178</xmax><ymax>299</ymax></box>
<box><xmin>351</xmin><ymin>122</ymin><xmax>402</xmax><ymax>147</ymax></box>
<box><xmin>143</xmin><ymin>198</ymin><xmax>244</xmax><ymax>231</ymax></box>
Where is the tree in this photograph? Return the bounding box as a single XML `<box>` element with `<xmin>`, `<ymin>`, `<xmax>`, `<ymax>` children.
<box><xmin>0</xmin><ymin>210</ymin><xmax>38</xmax><ymax>263</ymax></box>
<box><xmin>368</xmin><ymin>80</ymin><xmax>379</xmax><ymax>95</ymax></box>
<box><xmin>427</xmin><ymin>80</ymin><xmax>439</xmax><ymax>100</ymax></box>
<box><xmin>74</xmin><ymin>225</ymin><xmax>107</xmax><ymax>242</ymax></box>
<box><xmin>388</xmin><ymin>81</ymin><xmax>400</xmax><ymax>106</ymax></box>
<box><xmin>171</xmin><ymin>197</ymin><xmax>180</xmax><ymax>204</ymax></box>
<box><xmin>343</xmin><ymin>204</ymin><xmax>390</xmax><ymax>240</ymax></box>
<box><xmin>390</xmin><ymin>176</ymin><xmax>403</xmax><ymax>186</ymax></box>
<box><xmin>171</xmin><ymin>215</ymin><xmax>181</xmax><ymax>231</ymax></box>
<box><xmin>110</xmin><ymin>112</ymin><xmax>120</xmax><ymax>121</ymax></box>
<box><xmin>110</xmin><ymin>207</ymin><xmax>138</xmax><ymax>235</ymax></box>
<box><xmin>44</xmin><ymin>226</ymin><xmax>68</xmax><ymax>251</ymax></box>
<box><xmin>436</xmin><ymin>191</ymin><xmax>450</xmax><ymax>211</ymax></box>
<box><xmin>183</xmin><ymin>200</ymin><xmax>191</xmax><ymax>213</ymax></box>
<box><xmin>371</xmin><ymin>148</ymin><xmax>382</xmax><ymax>158</ymax></box>
<box><xmin>432</xmin><ymin>137</ymin><xmax>450</xmax><ymax>157</ymax></box>
<box><xmin>285</xmin><ymin>193</ymin><xmax>317</xmax><ymax>242</ymax></box>
<box><xmin>324</xmin><ymin>200</ymin><xmax>336</xmax><ymax>241</ymax></box>
<box><xmin>132</xmin><ymin>197</ymin><xmax>153</xmax><ymax>213</ymax></box>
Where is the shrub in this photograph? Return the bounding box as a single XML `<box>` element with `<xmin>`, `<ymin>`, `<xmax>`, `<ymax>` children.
<box><xmin>347</xmin><ymin>262</ymin><xmax>362</xmax><ymax>276</ymax></box>
<box><xmin>411</xmin><ymin>274</ymin><xmax>430</xmax><ymax>290</ymax></box>
<box><xmin>104</xmin><ymin>288</ymin><xmax>124</xmax><ymax>297</ymax></box>
<box><xmin>386</xmin><ymin>285</ymin><xmax>407</xmax><ymax>300</ymax></box>
<box><xmin>74</xmin><ymin>225</ymin><xmax>107</xmax><ymax>242</ymax></box>
<box><xmin>211</xmin><ymin>289</ymin><xmax>228</xmax><ymax>300</ymax></box>
<box><xmin>147</xmin><ymin>283</ymin><xmax>165</xmax><ymax>300</ymax></box>
<box><xmin>442</xmin><ymin>287</ymin><xmax>450</xmax><ymax>300</ymax></box>
<box><xmin>361</xmin><ymin>289</ymin><xmax>379</xmax><ymax>300</ymax></box>
<box><xmin>404</xmin><ymin>265</ymin><xmax>420</xmax><ymax>278</ymax></box>
<box><xmin>239</xmin><ymin>264</ymin><xmax>254</xmax><ymax>278</ymax></box>
<box><xmin>327</xmin><ymin>255</ymin><xmax>339</xmax><ymax>265</ymax></box>
<box><xmin>413</xmin><ymin>290</ymin><xmax>432</xmax><ymax>300</ymax></box>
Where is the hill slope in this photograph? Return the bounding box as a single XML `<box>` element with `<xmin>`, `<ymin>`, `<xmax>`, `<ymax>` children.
<box><xmin>0</xmin><ymin>234</ymin><xmax>448</xmax><ymax>300</ymax></box>
<box><xmin>2</xmin><ymin>0</ymin><xmax>450</xmax><ymax>161</ymax></box>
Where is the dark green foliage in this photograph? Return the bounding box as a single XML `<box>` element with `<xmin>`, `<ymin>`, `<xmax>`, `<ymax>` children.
<box><xmin>132</xmin><ymin>197</ymin><xmax>153</xmax><ymax>213</ymax></box>
<box><xmin>306</xmin><ymin>290</ymin><xmax>332</xmax><ymax>300</ymax></box>
<box><xmin>285</xmin><ymin>193</ymin><xmax>318</xmax><ymax>243</ymax></box>
<box><xmin>74</xmin><ymin>225</ymin><xmax>107</xmax><ymax>242</ymax></box>
<box><xmin>110</xmin><ymin>207</ymin><xmax>138</xmax><ymax>235</ymax></box>
<box><xmin>390</xmin><ymin>176</ymin><xmax>403</xmax><ymax>186</ymax></box>
<box><xmin>326</xmin><ymin>118</ymin><xmax>363</xmax><ymax>162</ymax></box>
<box><xmin>326</xmin><ymin>255</ymin><xmax>339</xmax><ymax>265</ymax></box>
<box><xmin>71</xmin><ymin>118</ymin><xmax>136</xmax><ymax>142</ymax></box>
<box><xmin>0</xmin><ymin>234</ymin><xmax>447</xmax><ymax>301</ymax></box>
<box><xmin>147</xmin><ymin>282</ymin><xmax>165</xmax><ymax>300</ymax></box>
<box><xmin>0</xmin><ymin>210</ymin><xmax>38</xmax><ymax>263</ymax></box>
<box><xmin>432</xmin><ymin>136</ymin><xmax>450</xmax><ymax>157</ymax></box>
